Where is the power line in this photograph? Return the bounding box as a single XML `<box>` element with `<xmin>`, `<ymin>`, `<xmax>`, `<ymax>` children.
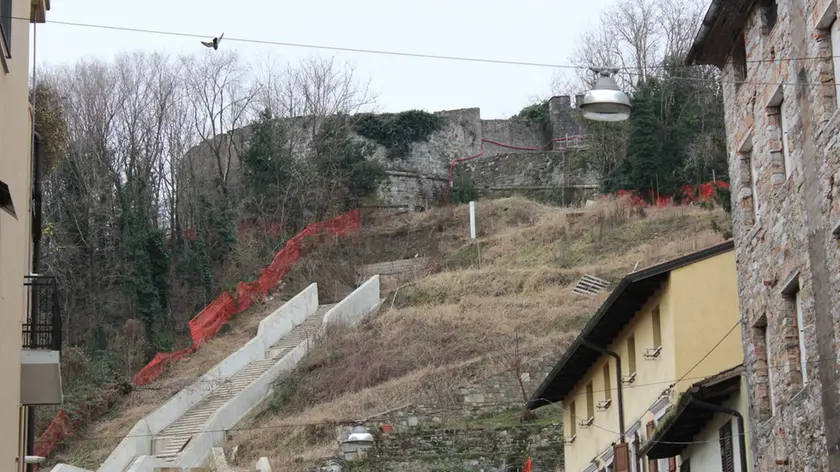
<box><xmin>5</xmin><ymin>13</ymin><xmax>840</xmax><ymax>84</ymax></box>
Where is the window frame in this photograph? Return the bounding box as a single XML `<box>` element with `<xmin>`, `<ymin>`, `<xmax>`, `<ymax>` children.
<box><xmin>794</xmin><ymin>289</ymin><xmax>808</xmax><ymax>386</ymax></box>
<box><xmin>748</xmin><ymin>150</ymin><xmax>760</xmax><ymax>223</ymax></box>
<box><xmin>719</xmin><ymin>420</ymin><xmax>735</xmax><ymax>472</ymax></box>
<box><xmin>780</xmin><ymin>100</ymin><xmax>792</xmax><ymax>179</ymax></box>
<box><xmin>627</xmin><ymin>335</ymin><xmax>637</xmax><ymax>375</ymax></box>
<box><xmin>652</xmin><ymin>306</ymin><xmax>662</xmax><ymax>349</ymax></box>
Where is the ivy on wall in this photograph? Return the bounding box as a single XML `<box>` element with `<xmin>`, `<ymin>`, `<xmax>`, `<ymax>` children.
<box><xmin>352</xmin><ymin>110</ymin><xmax>445</xmax><ymax>159</ymax></box>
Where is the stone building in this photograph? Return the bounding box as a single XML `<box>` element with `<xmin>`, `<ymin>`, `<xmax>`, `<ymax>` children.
<box><xmin>687</xmin><ymin>0</ymin><xmax>840</xmax><ymax>470</ymax></box>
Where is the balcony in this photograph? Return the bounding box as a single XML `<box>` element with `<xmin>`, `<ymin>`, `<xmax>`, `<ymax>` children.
<box><xmin>20</xmin><ymin>274</ymin><xmax>63</xmax><ymax>406</ymax></box>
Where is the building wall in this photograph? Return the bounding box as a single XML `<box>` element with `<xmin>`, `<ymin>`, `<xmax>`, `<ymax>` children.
<box><xmin>0</xmin><ymin>0</ymin><xmax>33</xmax><ymax>470</ymax></box>
<box><xmin>671</xmin><ymin>250</ymin><xmax>744</xmax><ymax>393</ymax></box>
<box><xmin>562</xmin><ymin>250</ymin><xmax>742</xmax><ymax>472</ymax></box>
<box><xmin>715</xmin><ymin>0</ymin><xmax>840</xmax><ymax>469</ymax></box>
<box><xmin>681</xmin><ymin>377</ymin><xmax>753</xmax><ymax>472</ymax></box>
<box><xmin>563</xmin><ymin>286</ymin><xmax>674</xmax><ymax>472</ymax></box>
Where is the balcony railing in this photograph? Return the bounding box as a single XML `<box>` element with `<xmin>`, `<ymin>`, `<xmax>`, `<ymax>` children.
<box><xmin>22</xmin><ymin>274</ymin><xmax>62</xmax><ymax>351</ymax></box>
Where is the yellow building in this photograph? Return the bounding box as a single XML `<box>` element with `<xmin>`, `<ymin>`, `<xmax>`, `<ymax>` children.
<box><xmin>1</xmin><ymin>1</ymin><xmax>63</xmax><ymax>471</ymax></box>
<box><xmin>527</xmin><ymin>240</ymin><xmax>743</xmax><ymax>472</ymax></box>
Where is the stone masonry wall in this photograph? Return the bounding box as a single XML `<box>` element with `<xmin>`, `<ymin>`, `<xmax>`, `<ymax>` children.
<box><xmin>716</xmin><ymin>0</ymin><xmax>840</xmax><ymax>470</ymax></box>
<box><xmin>180</xmin><ymin>96</ymin><xmax>591</xmax><ymax>214</ymax></box>
<box><xmin>342</xmin><ymin>425</ymin><xmax>564</xmax><ymax>472</ymax></box>
<box><xmin>461</xmin><ymin>150</ymin><xmax>598</xmax><ymax>205</ymax></box>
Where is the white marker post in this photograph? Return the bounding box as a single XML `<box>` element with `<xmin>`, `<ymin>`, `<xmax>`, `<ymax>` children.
<box><xmin>469</xmin><ymin>201</ymin><xmax>477</xmax><ymax>241</ymax></box>
<box><xmin>469</xmin><ymin>201</ymin><xmax>481</xmax><ymax>268</ymax></box>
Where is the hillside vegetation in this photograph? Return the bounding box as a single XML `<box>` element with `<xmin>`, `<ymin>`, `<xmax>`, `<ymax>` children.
<box><xmin>222</xmin><ymin>196</ymin><xmax>731</xmax><ymax>470</ymax></box>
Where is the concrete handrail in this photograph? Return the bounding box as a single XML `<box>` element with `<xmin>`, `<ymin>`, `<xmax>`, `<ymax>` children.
<box><xmin>94</xmin><ymin>283</ymin><xmax>319</xmax><ymax>472</ymax></box>
<box><xmin>178</xmin><ymin>276</ymin><xmax>382</xmax><ymax>467</ymax></box>
<box><xmin>322</xmin><ymin>275</ymin><xmax>380</xmax><ymax>328</ymax></box>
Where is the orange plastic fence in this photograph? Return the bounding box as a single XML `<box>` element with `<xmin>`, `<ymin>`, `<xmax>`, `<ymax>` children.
<box><xmin>36</xmin><ymin>209</ymin><xmax>362</xmax><ymax>460</ymax></box>
<box><xmin>614</xmin><ymin>180</ymin><xmax>729</xmax><ymax>208</ymax></box>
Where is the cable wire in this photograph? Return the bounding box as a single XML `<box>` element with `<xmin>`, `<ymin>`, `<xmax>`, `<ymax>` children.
<box><xmin>4</xmin><ymin>13</ymin><xmax>840</xmax><ymax>86</ymax></box>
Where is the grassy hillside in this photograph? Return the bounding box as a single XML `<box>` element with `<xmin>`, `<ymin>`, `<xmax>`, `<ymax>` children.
<box><xmin>222</xmin><ymin>197</ymin><xmax>730</xmax><ymax>470</ymax></box>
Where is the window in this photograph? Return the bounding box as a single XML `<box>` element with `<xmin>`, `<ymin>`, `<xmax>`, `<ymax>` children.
<box><xmin>753</xmin><ymin>316</ymin><xmax>775</xmax><ymax>419</ymax></box>
<box><xmin>793</xmin><ymin>290</ymin><xmax>808</xmax><ymax>386</ymax></box>
<box><xmin>646</xmin><ymin>421</ymin><xmax>657</xmax><ymax>472</ymax></box>
<box><xmin>569</xmin><ymin>401</ymin><xmax>577</xmax><ymax>436</ymax></box>
<box><xmin>748</xmin><ymin>151</ymin><xmax>760</xmax><ymax>223</ymax></box>
<box><xmin>604</xmin><ymin>363</ymin><xmax>612</xmax><ymax>401</ymax></box>
<box><xmin>832</xmin><ymin>18</ymin><xmax>840</xmax><ymax>108</ymax></box>
<box><xmin>586</xmin><ymin>382</ymin><xmax>595</xmax><ymax>419</ymax></box>
<box><xmin>719</xmin><ymin>420</ymin><xmax>735</xmax><ymax>472</ymax></box>
<box><xmin>760</xmin><ymin>0</ymin><xmax>778</xmax><ymax>32</ymax></box>
<box><xmin>680</xmin><ymin>459</ymin><xmax>691</xmax><ymax>472</ymax></box>
<box><xmin>782</xmin><ymin>274</ymin><xmax>807</xmax><ymax>387</ymax></box>
<box><xmin>767</xmin><ymin>86</ymin><xmax>792</xmax><ymax>180</ymax></box>
<box><xmin>627</xmin><ymin>335</ymin><xmax>637</xmax><ymax>374</ymax></box>
<box><xmin>780</xmin><ymin>100</ymin><xmax>792</xmax><ymax>179</ymax></box>
<box><xmin>0</xmin><ymin>0</ymin><xmax>10</xmax><ymax>56</ymax></box>
<box><xmin>652</xmin><ymin>306</ymin><xmax>662</xmax><ymax>349</ymax></box>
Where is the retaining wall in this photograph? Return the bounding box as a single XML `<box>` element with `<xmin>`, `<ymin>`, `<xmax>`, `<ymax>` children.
<box><xmin>98</xmin><ymin>284</ymin><xmax>319</xmax><ymax>472</ymax></box>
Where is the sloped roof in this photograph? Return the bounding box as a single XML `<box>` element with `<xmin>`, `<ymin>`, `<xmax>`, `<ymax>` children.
<box><xmin>525</xmin><ymin>240</ymin><xmax>735</xmax><ymax>410</ymax></box>
<box><xmin>686</xmin><ymin>0</ymin><xmax>756</xmax><ymax>67</ymax></box>
<box><xmin>640</xmin><ymin>364</ymin><xmax>745</xmax><ymax>459</ymax></box>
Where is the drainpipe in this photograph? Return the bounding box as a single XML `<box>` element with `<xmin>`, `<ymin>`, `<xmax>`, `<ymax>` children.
<box><xmin>581</xmin><ymin>340</ymin><xmax>625</xmax><ymax>442</ymax></box>
<box><xmin>26</xmin><ymin>131</ymin><xmax>44</xmax><ymax>472</ymax></box>
<box><xmin>690</xmin><ymin>399</ymin><xmax>748</xmax><ymax>472</ymax></box>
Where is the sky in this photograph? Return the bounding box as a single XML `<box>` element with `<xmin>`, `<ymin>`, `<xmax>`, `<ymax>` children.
<box><xmin>28</xmin><ymin>0</ymin><xmax>618</xmax><ymax>119</ymax></box>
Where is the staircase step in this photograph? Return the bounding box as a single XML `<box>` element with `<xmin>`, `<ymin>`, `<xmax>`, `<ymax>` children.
<box><xmin>153</xmin><ymin>303</ymin><xmax>339</xmax><ymax>459</ymax></box>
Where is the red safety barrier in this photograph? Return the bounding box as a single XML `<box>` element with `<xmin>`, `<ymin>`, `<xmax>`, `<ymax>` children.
<box><xmin>613</xmin><ymin>180</ymin><xmax>729</xmax><ymax>208</ymax></box>
<box><xmin>37</xmin><ymin>209</ymin><xmax>362</xmax><ymax>459</ymax></box>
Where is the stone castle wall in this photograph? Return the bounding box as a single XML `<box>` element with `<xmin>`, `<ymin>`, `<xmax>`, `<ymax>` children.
<box><xmin>716</xmin><ymin>0</ymin><xmax>840</xmax><ymax>470</ymax></box>
<box><xmin>179</xmin><ymin>96</ymin><xmax>595</xmax><ymax>214</ymax></box>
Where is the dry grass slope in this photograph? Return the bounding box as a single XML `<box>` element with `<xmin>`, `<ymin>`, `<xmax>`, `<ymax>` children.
<box><xmin>225</xmin><ymin>197</ymin><xmax>731</xmax><ymax>471</ymax></box>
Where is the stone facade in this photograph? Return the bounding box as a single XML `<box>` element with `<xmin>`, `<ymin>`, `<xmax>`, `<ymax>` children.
<box><xmin>462</xmin><ymin>150</ymin><xmax>598</xmax><ymax>205</ymax></box>
<box><xmin>328</xmin><ymin>357</ymin><xmax>563</xmax><ymax>471</ymax></box>
<box><xmin>179</xmin><ymin>96</ymin><xmax>593</xmax><ymax>215</ymax></box>
<box><xmin>689</xmin><ymin>0</ymin><xmax>840</xmax><ymax>470</ymax></box>
<box><xmin>339</xmin><ymin>425</ymin><xmax>564</xmax><ymax>472</ymax></box>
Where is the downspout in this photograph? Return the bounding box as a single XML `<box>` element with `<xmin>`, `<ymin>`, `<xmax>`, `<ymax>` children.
<box><xmin>27</xmin><ymin>131</ymin><xmax>44</xmax><ymax>472</ymax></box>
<box><xmin>690</xmin><ymin>399</ymin><xmax>748</xmax><ymax>472</ymax></box>
<box><xmin>581</xmin><ymin>340</ymin><xmax>625</xmax><ymax>442</ymax></box>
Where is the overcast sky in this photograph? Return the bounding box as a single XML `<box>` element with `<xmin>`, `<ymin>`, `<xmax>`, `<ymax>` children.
<box><xmin>28</xmin><ymin>0</ymin><xmax>618</xmax><ymax>119</ymax></box>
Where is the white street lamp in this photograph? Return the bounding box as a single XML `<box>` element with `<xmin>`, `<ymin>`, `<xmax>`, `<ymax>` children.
<box><xmin>580</xmin><ymin>67</ymin><xmax>631</xmax><ymax>122</ymax></box>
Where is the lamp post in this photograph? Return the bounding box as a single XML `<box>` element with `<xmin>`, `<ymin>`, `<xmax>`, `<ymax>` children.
<box><xmin>580</xmin><ymin>67</ymin><xmax>631</xmax><ymax>122</ymax></box>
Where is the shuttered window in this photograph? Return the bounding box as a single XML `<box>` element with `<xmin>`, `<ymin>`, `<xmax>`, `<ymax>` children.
<box><xmin>719</xmin><ymin>420</ymin><xmax>734</xmax><ymax>472</ymax></box>
<box><xmin>646</xmin><ymin>420</ymin><xmax>657</xmax><ymax>472</ymax></box>
<box><xmin>668</xmin><ymin>457</ymin><xmax>676</xmax><ymax>471</ymax></box>
<box><xmin>614</xmin><ymin>443</ymin><xmax>630</xmax><ymax>472</ymax></box>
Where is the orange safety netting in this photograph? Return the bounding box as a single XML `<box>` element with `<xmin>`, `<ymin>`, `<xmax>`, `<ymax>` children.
<box><xmin>613</xmin><ymin>180</ymin><xmax>729</xmax><ymax>208</ymax></box>
<box><xmin>36</xmin><ymin>209</ymin><xmax>362</xmax><ymax>460</ymax></box>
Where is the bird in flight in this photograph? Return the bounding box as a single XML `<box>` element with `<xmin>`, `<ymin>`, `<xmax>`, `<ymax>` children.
<box><xmin>201</xmin><ymin>33</ymin><xmax>224</xmax><ymax>50</ymax></box>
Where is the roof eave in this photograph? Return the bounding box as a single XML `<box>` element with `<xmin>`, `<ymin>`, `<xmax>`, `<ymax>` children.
<box><xmin>640</xmin><ymin>365</ymin><xmax>745</xmax><ymax>458</ymax></box>
<box><xmin>526</xmin><ymin>240</ymin><xmax>735</xmax><ymax>410</ymax></box>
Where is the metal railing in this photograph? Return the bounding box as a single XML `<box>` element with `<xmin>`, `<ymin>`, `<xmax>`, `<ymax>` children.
<box><xmin>22</xmin><ymin>274</ymin><xmax>62</xmax><ymax>351</ymax></box>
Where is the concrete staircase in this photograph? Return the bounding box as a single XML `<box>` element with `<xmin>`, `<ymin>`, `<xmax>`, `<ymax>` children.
<box><xmin>152</xmin><ymin>303</ymin><xmax>337</xmax><ymax>462</ymax></box>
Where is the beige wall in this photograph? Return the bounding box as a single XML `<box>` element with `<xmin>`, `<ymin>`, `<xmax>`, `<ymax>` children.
<box><xmin>0</xmin><ymin>0</ymin><xmax>34</xmax><ymax>470</ymax></box>
<box><xmin>671</xmin><ymin>250</ymin><xmax>744</xmax><ymax>393</ymax></box>
<box><xmin>562</xmin><ymin>250</ymin><xmax>743</xmax><ymax>471</ymax></box>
